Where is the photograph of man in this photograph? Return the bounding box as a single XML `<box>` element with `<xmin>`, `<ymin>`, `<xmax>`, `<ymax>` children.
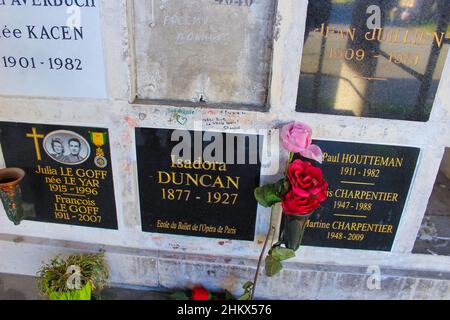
<box><xmin>62</xmin><ymin>138</ymin><xmax>86</xmax><ymax>164</ymax></box>
<box><xmin>50</xmin><ymin>137</ymin><xmax>65</xmax><ymax>161</ymax></box>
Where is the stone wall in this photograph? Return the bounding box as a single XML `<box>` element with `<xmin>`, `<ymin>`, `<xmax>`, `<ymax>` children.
<box><xmin>0</xmin><ymin>0</ymin><xmax>449</xmax><ymax>299</ymax></box>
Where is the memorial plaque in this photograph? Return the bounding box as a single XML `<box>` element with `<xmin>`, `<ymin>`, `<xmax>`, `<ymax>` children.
<box><xmin>302</xmin><ymin>140</ymin><xmax>419</xmax><ymax>251</ymax></box>
<box><xmin>136</xmin><ymin>128</ymin><xmax>262</xmax><ymax>240</ymax></box>
<box><xmin>133</xmin><ymin>0</ymin><xmax>275</xmax><ymax>108</ymax></box>
<box><xmin>0</xmin><ymin>1</ymin><xmax>106</xmax><ymax>98</ymax></box>
<box><xmin>296</xmin><ymin>0</ymin><xmax>450</xmax><ymax>121</ymax></box>
<box><xmin>0</xmin><ymin>122</ymin><xmax>117</xmax><ymax>229</ymax></box>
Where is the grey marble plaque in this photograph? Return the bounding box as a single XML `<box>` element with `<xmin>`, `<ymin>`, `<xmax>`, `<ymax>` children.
<box><xmin>133</xmin><ymin>0</ymin><xmax>275</xmax><ymax>108</ymax></box>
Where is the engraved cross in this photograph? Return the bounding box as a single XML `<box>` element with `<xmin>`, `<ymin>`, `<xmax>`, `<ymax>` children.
<box><xmin>26</xmin><ymin>127</ymin><xmax>44</xmax><ymax>161</ymax></box>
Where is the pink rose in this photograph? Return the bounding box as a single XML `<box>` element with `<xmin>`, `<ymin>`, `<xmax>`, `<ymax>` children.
<box><xmin>281</xmin><ymin>122</ymin><xmax>312</xmax><ymax>152</ymax></box>
<box><xmin>280</xmin><ymin>122</ymin><xmax>323</xmax><ymax>163</ymax></box>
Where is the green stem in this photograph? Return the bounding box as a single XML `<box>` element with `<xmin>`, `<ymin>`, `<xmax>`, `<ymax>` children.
<box><xmin>250</xmin><ymin>205</ymin><xmax>276</xmax><ymax>300</ymax></box>
<box><xmin>284</xmin><ymin>152</ymin><xmax>294</xmax><ymax>177</ymax></box>
<box><xmin>289</xmin><ymin>152</ymin><xmax>294</xmax><ymax>163</ymax></box>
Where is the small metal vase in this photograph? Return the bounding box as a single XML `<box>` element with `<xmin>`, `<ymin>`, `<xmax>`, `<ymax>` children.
<box><xmin>0</xmin><ymin>168</ymin><xmax>26</xmax><ymax>225</ymax></box>
<box><xmin>280</xmin><ymin>211</ymin><xmax>313</xmax><ymax>251</ymax></box>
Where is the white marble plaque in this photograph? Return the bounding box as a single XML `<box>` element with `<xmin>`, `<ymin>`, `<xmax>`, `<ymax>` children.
<box><xmin>0</xmin><ymin>0</ymin><xmax>107</xmax><ymax>98</ymax></box>
<box><xmin>133</xmin><ymin>0</ymin><xmax>276</xmax><ymax>108</ymax></box>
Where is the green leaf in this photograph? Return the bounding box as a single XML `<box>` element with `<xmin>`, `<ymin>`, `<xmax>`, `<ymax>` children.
<box><xmin>254</xmin><ymin>184</ymin><xmax>281</xmax><ymax>208</ymax></box>
<box><xmin>238</xmin><ymin>292</ymin><xmax>251</xmax><ymax>300</ymax></box>
<box><xmin>271</xmin><ymin>247</ymin><xmax>296</xmax><ymax>261</ymax></box>
<box><xmin>265</xmin><ymin>255</ymin><xmax>283</xmax><ymax>277</ymax></box>
<box><xmin>254</xmin><ymin>179</ymin><xmax>288</xmax><ymax>208</ymax></box>
<box><xmin>170</xmin><ymin>291</ymin><xmax>189</xmax><ymax>300</ymax></box>
<box><xmin>243</xmin><ymin>281</ymin><xmax>254</xmax><ymax>290</ymax></box>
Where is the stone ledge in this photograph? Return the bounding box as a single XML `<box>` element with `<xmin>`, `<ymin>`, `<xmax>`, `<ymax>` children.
<box><xmin>1</xmin><ymin>236</ymin><xmax>449</xmax><ymax>299</ymax></box>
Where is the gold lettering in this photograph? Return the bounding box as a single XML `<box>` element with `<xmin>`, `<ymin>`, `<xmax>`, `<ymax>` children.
<box><xmin>347</xmin><ymin>28</ymin><xmax>356</xmax><ymax>41</ymax></box>
<box><xmin>212</xmin><ymin>176</ymin><xmax>225</xmax><ymax>189</ymax></box>
<box><xmin>157</xmin><ymin>171</ymin><xmax>171</xmax><ymax>184</ymax></box>
<box><xmin>323</xmin><ymin>152</ymin><xmax>340</xmax><ymax>163</ymax></box>
<box><xmin>377</xmin><ymin>28</ymin><xmax>383</xmax><ymax>41</ymax></box>
<box><xmin>413</xmin><ymin>31</ymin><xmax>425</xmax><ymax>46</ymax></box>
<box><xmin>365</xmin><ymin>28</ymin><xmax>377</xmax><ymax>41</ymax></box>
<box><xmin>185</xmin><ymin>173</ymin><xmax>199</xmax><ymax>187</ymax></box>
<box><xmin>332</xmin><ymin>222</ymin><xmax>394</xmax><ymax>234</ymax></box>
<box><xmin>157</xmin><ymin>171</ymin><xmax>239</xmax><ymax>190</ymax></box>
<box><xmin>170</xmin><ymin>156</ymin><xmax>228</xmax><ymax>172</ymax></box>
<box><xmin>226</xmin><ymin>176</ymin><xmax>239</xmax><ymax>190</ymax></box>
<box><xmin>307</xmin><ymin>220</ymin><xmax>331</xmax><ymax>229</ymax></box>
<box><xmin>334</xmin><ymin>189</ymin><xmax>399</xmax><ymax>202</ymax></box>
<box><xmin>171</xmin><ymin>172</ymin><xmax>184</xmax><ymax>186</ymax></box>
<box><xmin>434</xmin><ymin>32</ymin><xmax>445</xmax><ymax>49</ymax></box>
<box><xmin>199</xmin><ymin>175</ymin><xmax>212</xmax><ymax>187</ymax></box>
<box><xmin>340</xmin><ymin>154</ymin><xmax>403</xmax><ymax>168</ymax></box>
<box><xmin>403</xmin><ymin>30</ymin><xmax>411</xmax><ymax>44</ymax></box>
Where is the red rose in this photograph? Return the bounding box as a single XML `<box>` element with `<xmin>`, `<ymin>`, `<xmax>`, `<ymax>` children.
<box><xmin>282</xmin><ymin>159</ymin><xmax>328</xmax><ymax>215</ymax></box>
<box><xmin>191</xmin><ymin>287</ymin><xmax>210</xmax><ymax>300</ymax></box>
<box><xmin>282</xmin><ymin>190</ymin><xmax>322</xmax><ymax>215</ymax></box>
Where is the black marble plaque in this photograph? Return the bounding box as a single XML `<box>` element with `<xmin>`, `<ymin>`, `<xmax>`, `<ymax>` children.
<box><xmin>301</xmin><ymin>140</ymin><xmax>419</xmax><ymax>251</ymax></box>
<box><xmin>0</xmin><ymin>122</ymin><xmax>118</xmax><ymax>229</ymax></box>
<box><xmin>136</xmin><ymin>128</ymin><xmax>262</xmax><ymax>241</ymax></box>
<box><xmin>297</xmin><ymin>0</ymin><xmax>450</xmax><ymax>121</ymax></box>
